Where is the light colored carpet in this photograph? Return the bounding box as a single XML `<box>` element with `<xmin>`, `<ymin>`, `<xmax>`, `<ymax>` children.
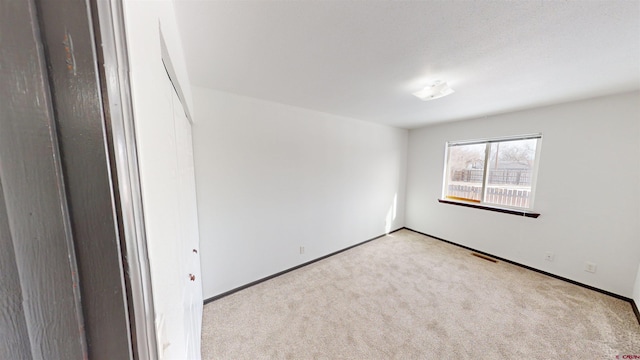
<box><xmin>201</xmin><ymin>229</ymin><xmax>640</xmax><ymax>359</ymax></box>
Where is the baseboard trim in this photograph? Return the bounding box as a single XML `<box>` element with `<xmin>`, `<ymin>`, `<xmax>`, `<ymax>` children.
<box><xmin>203</xmin><ymin>226</ymin><xmax>640</xmax><ymax>326</ymax></box>
<box><xmin>632</xmin><ymin>299</ymin><xmax>640</xmax><ymax>326</ymax></box>
<box><xmin>204</xmin><ymin>228</ymin><xmax>404</xmax><ymax>304</ymax></box>
<box><xmin>403</xmin><ymin>227</ymin><xmax>635</xmax><ymax>306</ymax></box>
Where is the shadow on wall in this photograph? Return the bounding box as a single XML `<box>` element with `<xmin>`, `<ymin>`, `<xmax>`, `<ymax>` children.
<box><xmin>385</xmin><ymin>193</ymin><xmax>398</xmax><ymax>234</ymax></box>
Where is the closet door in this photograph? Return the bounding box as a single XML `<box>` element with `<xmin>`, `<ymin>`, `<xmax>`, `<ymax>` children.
<box><xmin>170</xmin><ymin>82</ymin><xmax>203</xmax><ymax>359</ymax></box>
<box><xmin>1</xmin><ymin>0</ymin><xmax>132</xmax><ymax>358</ymax></box>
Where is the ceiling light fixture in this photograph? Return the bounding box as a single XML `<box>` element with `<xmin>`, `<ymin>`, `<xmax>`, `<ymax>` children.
<box><xmin>413</xmin><ymin>81</ymin><xmax>454</xmax><ymax>101</ymax></box>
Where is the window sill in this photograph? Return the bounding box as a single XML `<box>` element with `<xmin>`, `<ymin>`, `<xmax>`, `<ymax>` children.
<box><xmin>438</xmin><ymin>199</ymin><xmax>540</xmax><ymax>218</ymax></box>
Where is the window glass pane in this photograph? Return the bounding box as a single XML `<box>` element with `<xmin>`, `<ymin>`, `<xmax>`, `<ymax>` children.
<box><xmin>445</xmin><ymin>143</ymin><xmax>485</xmax><ymax>202</ymax></box>
<box><xmin>485</xmin><ymin>139</ymin><xmax>537</xmax><ymax>208</ymax></box>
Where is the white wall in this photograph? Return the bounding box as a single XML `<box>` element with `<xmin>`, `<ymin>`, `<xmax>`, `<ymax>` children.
<box><xmin>406</xmin><ymin>91</ymin><xmax>640</xmax><ymax>297</ymax></box>
<box><xmin>192</xmin><ymin>87</ymin><xmax>408</xmax><ymax>299</ymax></box>
<box><xmin>636</xmin><ymin>114</ymin><xmax>640</xmax><ymax>306</ymax></box>
<box><xmin>634</xmin><ymin>264</ymin><xmax>640</xmax><ymax>306</ymax></box>
<box><xmin>123</xmin><ymin>1</ymin><xmax>201</xmax><ymax>358</ymax></box>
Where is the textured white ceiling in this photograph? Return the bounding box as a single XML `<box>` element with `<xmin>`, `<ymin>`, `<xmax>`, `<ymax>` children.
<box><xmin>174</xmin><ymin>0</ymin><xmax>640</xmax><ymax>129</ymax></box>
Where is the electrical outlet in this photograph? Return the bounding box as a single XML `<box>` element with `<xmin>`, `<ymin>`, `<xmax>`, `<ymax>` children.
<box><xmin>584</xmin><ymin>262</ymin><xmax>597</xmax><ymax>273</ymax></box>
<box><xmin>544</xmin><ymin>252</ymin><xmax>554</xmax><ymax>262</ymax></box>
<box><xmin>300</xmin><ymin>246</ymin><xmax>304</xmax><ymax>254</ymax></box>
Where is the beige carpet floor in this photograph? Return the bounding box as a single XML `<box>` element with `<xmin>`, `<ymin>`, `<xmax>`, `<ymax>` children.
<box><xmin>201</xmin><ymin>229</ymin><xmax>640</xmax><ymax>359</ymax></box>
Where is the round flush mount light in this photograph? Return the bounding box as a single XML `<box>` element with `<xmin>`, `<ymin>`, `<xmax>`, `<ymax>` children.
<box><xmin>413</xmin><ymin>81</ymin><xmax>454</xmax><ymax>101</ymax></box>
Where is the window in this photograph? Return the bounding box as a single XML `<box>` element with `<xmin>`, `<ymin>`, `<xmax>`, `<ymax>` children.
<box><xmin>442</xmin><ymin>134</ymin><xmax>542</xmax><ymax>212</ymax></box>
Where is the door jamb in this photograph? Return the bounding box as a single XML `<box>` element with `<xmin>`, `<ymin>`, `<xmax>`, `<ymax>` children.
<box><xmin>90</xmin><ymin>1</ymin><xmax>158</xmax><ymax>358</ymax></box>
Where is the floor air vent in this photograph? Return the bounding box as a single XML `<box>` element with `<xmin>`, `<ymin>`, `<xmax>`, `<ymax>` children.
<box><xmin>471</xmin><ymin>253</ymin><xmax>498</xmax><ymax>263</ymax></box>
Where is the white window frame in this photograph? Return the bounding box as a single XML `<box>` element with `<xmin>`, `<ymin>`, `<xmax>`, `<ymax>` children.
<box><xmin>441</xmin><ymin>133</ymin><xmax>543</xmax><ymax>211</ymax></box>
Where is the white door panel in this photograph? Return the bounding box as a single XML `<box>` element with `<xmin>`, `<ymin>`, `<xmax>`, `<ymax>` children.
<box><xmin>170</xmin><ymin>79</ymin><xmax>203</xmax><ymax>360</ymax></box>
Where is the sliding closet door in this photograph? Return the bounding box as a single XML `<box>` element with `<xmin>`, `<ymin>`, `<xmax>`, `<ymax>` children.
<box><xmin>0</xmin><ymin>0</ymin><xmax>87</xmax><ymax>358</ymax></box>
<box><xmin>170</xmin><ymin>80</ymin><xmax>204</xmax><ymax>359</ymax></box>
<box><xmin>1</xmin><ymin>0</ymin><xmax>145</xmax><ymax>358</ymax></box>
<box><xmin>0</xmin><ymin>181</ymin><xmax>32</xmax><ymax>358</ymax></box>
<box><xmin>34</xmin><ymin>0</ymin><xmax>134</xmax><ymax>357</ymax></box>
